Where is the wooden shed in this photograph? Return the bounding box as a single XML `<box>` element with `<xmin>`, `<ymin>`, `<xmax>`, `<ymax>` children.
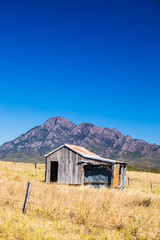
<box><xmin>44</xmin><ymin>144</ymin><xmax>127</xmax><ymax>189</ymax></box>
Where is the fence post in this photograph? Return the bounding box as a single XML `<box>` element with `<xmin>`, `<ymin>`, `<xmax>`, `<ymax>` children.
<box><xmin>35</xmin><ymin>163</ymin><xmax>37</xmax><ymax>169</ymax></box>
<box><xmin>150</xmin><ymin>182</ymin><xmax>152</xmax><ymax>192</ymax></box>
<box><xmin>23</xmin><ymin>182</ymin><xmax>32</xmax><ymax>214</ymax></box>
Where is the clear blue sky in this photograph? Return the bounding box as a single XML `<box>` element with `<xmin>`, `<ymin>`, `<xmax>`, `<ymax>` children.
<box><xmin>0</xmin><ymin>0</ymin><xmax>160</xmax><ymax>145</ymax></box>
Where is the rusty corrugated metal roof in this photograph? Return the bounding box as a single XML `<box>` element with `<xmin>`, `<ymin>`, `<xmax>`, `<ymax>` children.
<box><xmin>66</xmin><ymin>144</ymin><xmax>100</xmax><ymax>158</ymax></box>
<box><xmin>44</xmin><ymin>144</ymin><xmax>127</xmax><ymax>164</ymax></box>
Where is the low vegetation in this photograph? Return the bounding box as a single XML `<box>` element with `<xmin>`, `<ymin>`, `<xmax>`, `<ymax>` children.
<box><xmin>0</xmin><ymin>161</ymin><xmax>160</xmax><ymax>239</ymax></box>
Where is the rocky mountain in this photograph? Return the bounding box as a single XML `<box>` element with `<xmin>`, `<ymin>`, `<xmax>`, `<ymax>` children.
<box><xmin>0</xmin><ymin>116</ymin><xmax>160</xmax><ymax>171</ymax></box>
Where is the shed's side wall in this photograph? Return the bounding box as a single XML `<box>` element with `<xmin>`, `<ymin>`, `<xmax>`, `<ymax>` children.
<box><xmin>46</xmin><ymin>146</ymin><xmax>86</xmax><ymax>184</ymax></box>
<box><xmin>112</xmin><ymin>164</ymin><xmax>127</xmax><ymax>189</ymax></box>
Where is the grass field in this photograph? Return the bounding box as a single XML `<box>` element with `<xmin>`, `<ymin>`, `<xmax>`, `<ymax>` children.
<box><xmin>0</xmin><ymin>161</ymin><xmax>160</xmax><ymax>240</ymax></box>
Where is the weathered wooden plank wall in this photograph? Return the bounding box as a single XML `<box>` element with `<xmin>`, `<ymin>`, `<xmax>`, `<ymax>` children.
<box><xmin>46</xmin><ymin>146</ymin><xmax>86</xmax><ymax>184</ymax></box>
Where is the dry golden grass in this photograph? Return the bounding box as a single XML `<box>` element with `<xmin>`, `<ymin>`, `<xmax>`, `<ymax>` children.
<box><xmin>0</xmin><ymin>161</ymin><xmax>160</xmax><ymax>239</ymax></box>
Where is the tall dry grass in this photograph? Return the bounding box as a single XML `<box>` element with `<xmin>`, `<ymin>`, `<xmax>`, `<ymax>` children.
<box><xmin>0</xmin><ymin>161</ymin><xmax>160</xmax><ymax>239</ymax></box>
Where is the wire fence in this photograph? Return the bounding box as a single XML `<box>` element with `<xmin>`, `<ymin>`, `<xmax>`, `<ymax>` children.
<box><xmin>1</xmin><ymin>173</ymin><xmax>160</xmax><ymax>214</ymax></box>
<box><xmin>126</xmin><ymin>177</ymin><xmax>160</xmax><ymax>193</ymax></box>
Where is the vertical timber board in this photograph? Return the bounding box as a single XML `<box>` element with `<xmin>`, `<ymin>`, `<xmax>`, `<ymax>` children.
<box><xmin>58</xmin><ymin>148</ymin><xmax>62</xmax><ymax>183</ymax></box>
<box><xmin>64</xmin><ymin>147</ymin><xmax>67</xmax><ymax>183</ymax></box>
<box><xmin>64</xmin><ymin>147</ymin><xmax>68</xmax><ymax>183</ymax></box>
<box><xmin>67</xmin><ymin>147</ymin><xmax>71</xmax><ymax>184</ymax></box>
<box><xmin>57</xmin><ymin>148</ymin><xmax>63</xmax><ymax>184</ymax></box>
<box><xmin>63</xmin><ymin>146</ymin><xmax>72</xmax><ymax>184</ymax></box>
<box><xmin>45</xmin><ymin>157</ymin><xmax>49</xmax><ymax>183</ymax></box>
<box><xmin>70</xmin><ymin>151</ymin><xmax>74</xmax><ymax>184</ymax></box>
<box><xmin>77</xmin><ymin>155</ymin><xmax>85</xmax><ymax>184</ymax></box>
<box><xmin>71</xmin><ymin>151</ymin><xmax>74</xmax><ymax>184</ymax></box>
<box><xmin>69</xmin><ymin>150</ymin><xmax>72</xmax><ymax>184</ymax></box>
<box><xmin>118</xmin><ymin>165</ymin><xmax>122</xmax><ymax>187</ymax></box>
<box><xmin>111</xmin><ymin>164</ymin><xmax>114</xmax><ymax>187</ymax></box>
<box><xmin>47</xmin><ymin>156</ymin><xmax>51</xmax><ymax>183</ymax></box>
<box><xmin>45</xmin><ymin>157</ymin><xmax>47</xmax><ymax>182</ymax></box>
<box><xmin>71</xmin><ymin>150</ymin><xmax>76</xmax><ymax>184</ymax></box>
<box><xmin>74</xmin><ymin>151</ymin><xmax>79</xmax><ymax>184</ymax></box>
<box><xmin>82</xmin><ymin>160</ymin><xmax>85</xmax><ymax>185</ymax></box>
<box><xmin>113</xmin><ymin>164</ymin><xmax>120</xmax><ymax>188</ymax></box>
<box><xmin>122</xmin><ymin>165</ymin><xmax>127</xmax><ymax>190</ymax></box>
<box><xmin>63</xmin><ymin>147</ymin><xmax>67</xmax><ymax>183</ymax></box>
<box><xmin>62</xmin><ymin>147</ymin><xmax>65</xmax><ymax>183</ymax></box>
<box><xmin>75</xmin><ymin>154</ymin><xmax>79</xmax><ymax>184</ymax></box>
<box><xmin>72</xmin><ymin>151</ymin><xmax>77</xmax><ymax>184</ymax></box>
<box><xmin>68</xmin><ymin>149</ymin><xmax>78</xmax><ymax>184</ymax></box>
<box><xmin>77</xmin><ymin>155</ymin><xmax>81</xmax><ymax>184</ymax></box>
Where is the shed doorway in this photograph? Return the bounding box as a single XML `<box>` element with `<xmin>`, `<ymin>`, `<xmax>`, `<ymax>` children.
<box><xmin>50</xmin><ymin>162</ymin><xmax>58</xmax><ymax>182</ymax></box>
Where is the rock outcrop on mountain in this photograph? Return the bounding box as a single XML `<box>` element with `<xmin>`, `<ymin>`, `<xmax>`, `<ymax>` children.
<box><xmin>0</xmin><ymin>117</ymin><xmax>160</xmax><ymax>170</ymax></box>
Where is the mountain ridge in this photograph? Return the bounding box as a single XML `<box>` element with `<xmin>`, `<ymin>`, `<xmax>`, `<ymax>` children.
<box><xmin>0</xmin><ymin>116</ymin><xmax>160</xmax><ymax>171</ymax></box>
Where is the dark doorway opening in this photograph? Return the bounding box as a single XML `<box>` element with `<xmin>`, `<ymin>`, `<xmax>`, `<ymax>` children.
<box><xmin>50</xmin><ymin>162</ymin><xmax>58</xmax><ymax>182</ymax></box>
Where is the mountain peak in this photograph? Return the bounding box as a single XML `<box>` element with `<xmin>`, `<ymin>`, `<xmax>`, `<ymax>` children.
<box><xmin>43</xmin><ymin>116</ymin><xmax>76</xmax><ymax>129</ymax></box>
<box><xmin>112</xmin><ymin>128</ymin><xmax>124</xmax><ymax>139</ymax></box>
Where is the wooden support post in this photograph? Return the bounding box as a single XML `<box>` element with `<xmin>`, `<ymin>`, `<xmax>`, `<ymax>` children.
<box><xmin>128</xmin><ymin>177</ymin><xmax>130</xmax><ymax>187</ymax></box>
<box><xmin>150</xmin><ymin>182</ymin><xmax>152</xmax><ymax>192</ymax></box>
<box><xmin>23</xmin><ymin>182</ymin><xmax>32</xmax><ymax>214</ymax></box>
<box><xmin>122</xmin><ymin>165</ymin><xmax>127</xmax><ymax>191</ymax></box>
<box><xmin>111</xmin><ymin>164</ymin><xmax>114</xmax><ymax>187</ymax></box>
<box><xmin>35</xmin><ymin>163</ymin><xmax>37</xmax><ymax>169</ymax></box>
